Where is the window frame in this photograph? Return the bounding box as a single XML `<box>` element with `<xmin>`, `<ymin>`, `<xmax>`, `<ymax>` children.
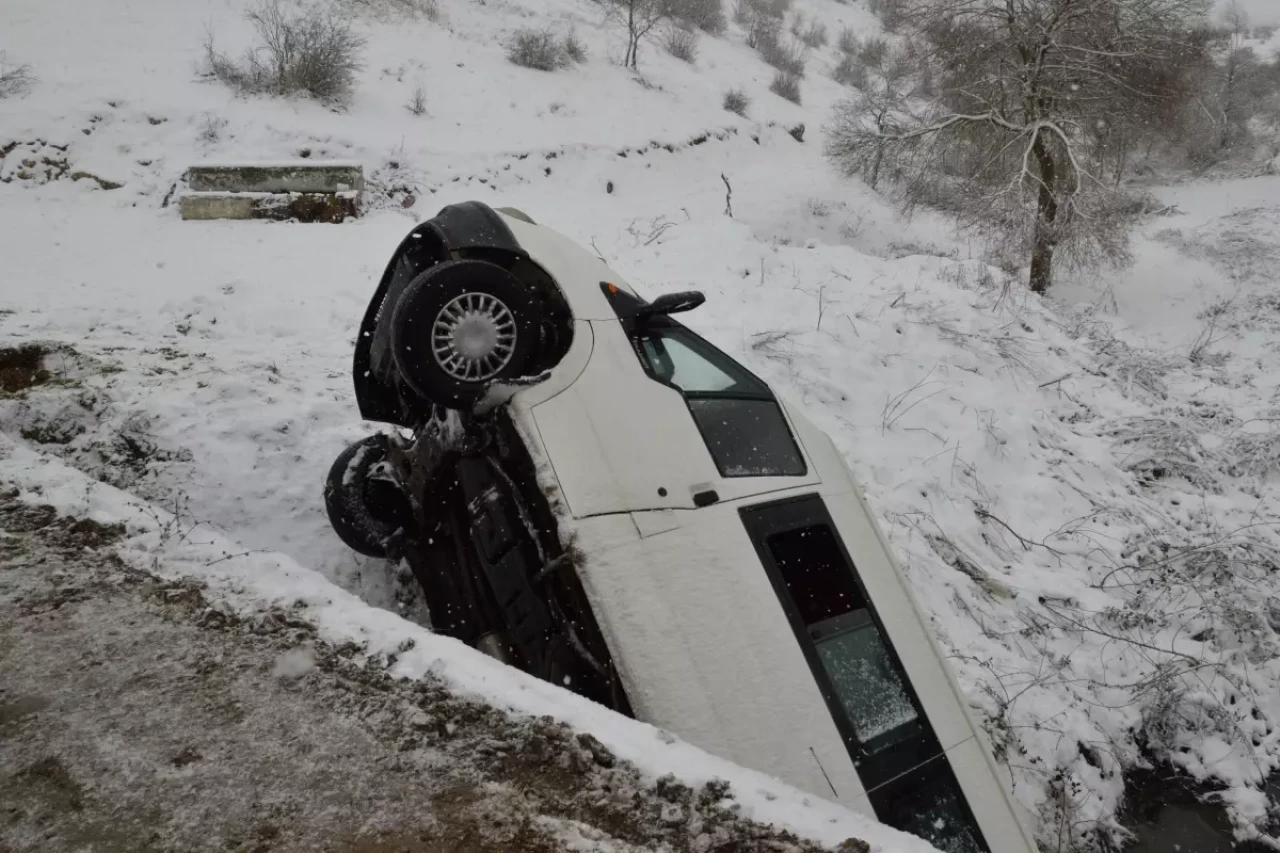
<box><xmin>624</xmin><ymin>316</ymin><xmax>809</xmax><ymax>479</ymax></box>
<box><xmin>739</xmin><ymin>494</ymin><xmax>990</xmax><ymax>853</ymax></box>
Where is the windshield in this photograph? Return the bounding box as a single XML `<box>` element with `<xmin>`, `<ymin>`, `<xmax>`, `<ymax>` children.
<box><xmin>633</xmin><ymin>322</ymin><xmax>806</xmax><ymax>478</ymax></box>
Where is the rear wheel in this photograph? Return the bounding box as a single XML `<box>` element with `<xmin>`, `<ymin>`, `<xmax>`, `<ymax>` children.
<box><xmin>390</xmin><ymin>259</ymin><xmax>543</xmax><ymax>410</ymax></box>
<box><xmin>323</xmin><ymin>434</ymin><xmax>413</xmax><ymax>558</ymax></box>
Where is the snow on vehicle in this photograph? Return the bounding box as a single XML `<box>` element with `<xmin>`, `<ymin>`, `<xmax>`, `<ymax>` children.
<box><xmin>323</xmin><ymin>201</ymin><xmax>1038</xmax><ymax>853</ymax></box>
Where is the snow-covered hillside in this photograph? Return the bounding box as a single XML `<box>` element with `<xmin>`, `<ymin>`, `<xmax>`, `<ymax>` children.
<box><xmin>4</xmin><ymin>0</ymin><xmax>1280</xmax><ymax>849</ymax></box>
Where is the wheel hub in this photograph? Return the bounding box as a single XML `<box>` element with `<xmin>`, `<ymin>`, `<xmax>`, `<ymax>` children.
<box><xmin>431</xmin><ymin>292</ymin><xmax>517</xmax><ymax>382</ymax></box>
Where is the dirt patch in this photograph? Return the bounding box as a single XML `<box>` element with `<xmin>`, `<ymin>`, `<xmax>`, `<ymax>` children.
<box><xmin>0</xmin><ymin>488</ymin><xmax>870</xmax><ymax>853</ymax></box>
<box><xmin>0</xmin><ymin>140</ymin><xmax>70</xmax><ymax>185</ymax></box>
<box><xmin>0</xmin><ymin>488</ymin><xmax>126</xmax><ymax>548</ymax></box>
<box><xmin>0</xmin><ymin>344</ymin><xmax>53</xmax><ymax>393</ymax></box>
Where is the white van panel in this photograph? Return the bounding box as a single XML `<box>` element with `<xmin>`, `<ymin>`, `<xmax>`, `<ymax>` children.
<box><xmin>531</xmin><ymin>321</ymin><xmax>822</xmax><ymax>518</ymax></box>
<box><xmin>944</xmin><ymin>737</ymin><xmax>1040</xmax><ymax>853</ymax></box>
<box><xmin>531</xmin><ymin>322</ymin><xmax>719</xmax><ymax>516</ymax></box>
<box><xmin>570</xmin><ymin>504</ymin><xmax>873</xmax><ymax>816</ymax></box>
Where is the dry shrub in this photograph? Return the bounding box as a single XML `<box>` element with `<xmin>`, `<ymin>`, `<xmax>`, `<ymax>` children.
<box><xmin>563</xmin><ymin>29</ymin><xmax>588</xmax><ymax>63</ymax></box>
<box><xmin>867</xmin><ymin>0</ymin><xmax>906</xmax><ymax>30</ymax></box>
<box><xmin>800</xmin><ymin>19</ymin><xmax>827</xmax><ymax>48</ymax></box>
<box><xmin>346</xmin><ymin>0</ymin><xmax>440</xmax><ymax>20</ymax></box>
<box><xmin>406</xmin><ymin>84</ymin><xmax>427</xmax><ymax>115</ymax></box>
<box><xmin>832</xmin><ymin>54</ymin><xmax>863</xmax><ymax>86</ymax></box>
<box><xmin>0</xmin><ymin>53</ymin><xmax>34</xmax><ymax>98</ymax></box>
<box><xmin>836</xmin><ymin>26</ymin><xmax>858</xmax><ymax>54</ymax></box>
<box><xmin>770</xmin><ymin>69</ymin><xmax>801</xmax><ymax>103</ymax></box>
<box><xmin>734</xmin><ymin>0</ymin><xmax>791</xmax><ymax>45</ymax></box>
<box><xmin>203</xmin><ymin>0</ymin><xmax>366</xmax><ymax>104</ymax></box>
<box><xmin>662</xmin><ymin>24</ymin><xmax>699</xmax><ymax>63</ymax></box>
<box><xmin>723</xmin><ymin>87</ymin><xmax>750</xmax><ymax>115</ymax></box>
<box><xmin>757</xmin><ymin>28</ymin><xmax>806</xmax><ymax>76</ymax></box>
<box><xmin>666</xmin><ymin>0</ymin><xmax>726</xmax><ymax>34</ymax></box>
<box><xmin>506</xmin><ymin>28</ymin><xmax>585</xmax><ymax>71</ymax></box>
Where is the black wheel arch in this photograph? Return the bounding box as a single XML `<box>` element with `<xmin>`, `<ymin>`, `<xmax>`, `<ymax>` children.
<box><xmin>353</xmin><ymin>201</ymin><xmax>572</xmax><ymax>425</ymax></box>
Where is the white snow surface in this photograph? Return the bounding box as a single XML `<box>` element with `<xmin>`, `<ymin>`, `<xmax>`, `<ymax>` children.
<box><xmin>4</xmin><ymin>0</ymin><xmax>1280</xmax><ymax>849</ymax></box>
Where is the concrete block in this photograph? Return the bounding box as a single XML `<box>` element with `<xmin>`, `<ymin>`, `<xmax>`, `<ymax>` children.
<box><xmin>180</xmin><ymin>191</ymin><xmax>360</xmax><ymax>223</ymax></box>
<box><xmin>187</xmin><ymin>162</ymin><xmax>364</xmax><ymax>194</ymax></box>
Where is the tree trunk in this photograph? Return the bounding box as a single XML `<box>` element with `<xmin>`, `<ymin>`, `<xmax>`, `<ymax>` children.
<box><xmin>626</xmin><ymin>3</ymin><xmax>638</xmax><ymax>69</ymax></box>
<box><xmin>1219</xmin><ymin>55</ymin><xmax>1238</xmax><ymax>150</ymax></box>
<box><xmin>1028</xmin><ymin>131</ymin><xmax>1059</xmax><ymax>295</ymax></box>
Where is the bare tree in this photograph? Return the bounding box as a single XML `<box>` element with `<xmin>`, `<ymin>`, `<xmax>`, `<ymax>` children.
<box><xmin>1211</xmin><ymin>1</ymin><xmax>1270</xmax><ymax>152</ymax></box>
<box><xmin>825</xmin><ymin>0</ymin><xmax>1211</xmax><ymax>293</ymax></box>
<box><xmin>606</xmin><ymin>0</ymin><xmax>670</xmax><ymax>69</ymax></box>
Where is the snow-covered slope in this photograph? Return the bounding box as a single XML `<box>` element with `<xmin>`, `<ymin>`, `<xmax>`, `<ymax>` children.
<box><xmin>4</xmin><ymin>0</ymin><xmax>1280</xmax><ymax>849</ymax></box>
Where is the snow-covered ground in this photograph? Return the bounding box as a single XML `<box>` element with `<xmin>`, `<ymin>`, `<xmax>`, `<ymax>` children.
<box><xmin>4</xmin><ymin>0</ymin><xmax>1280</xmax><ymax>849</ymax></box>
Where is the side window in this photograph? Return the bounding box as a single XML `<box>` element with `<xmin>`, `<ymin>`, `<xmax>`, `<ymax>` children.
<box><xmin>641</xmin><ymin>336</ymin><xmax>739</xmax><ymax>393</ymax></box>
<box><xmin>632</xmin><ymin>322</ymin><xmax>806</xmax><ymax>478</ymax></box>
<box><xmin>741</xmin><ymin>497</ymin><xmax>990</xmax><ymax>853</ymax></box>
<box><xmin>765</xmin><ymin>524</ymin><xmax>924</xmax><ymax>756</ymax></box>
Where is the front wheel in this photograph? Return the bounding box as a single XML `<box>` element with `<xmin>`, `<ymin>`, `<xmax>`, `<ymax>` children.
<box><xmin>390</xmin><ymin>259</ymin><xmax>544</xmax><ymax>410</ymax></box>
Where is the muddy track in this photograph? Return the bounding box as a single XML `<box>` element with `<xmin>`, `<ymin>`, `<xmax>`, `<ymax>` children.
<box><xmin>0</xmin><ymin>488</ymin><xmax>869</xmax><ymax>853</ymax></box>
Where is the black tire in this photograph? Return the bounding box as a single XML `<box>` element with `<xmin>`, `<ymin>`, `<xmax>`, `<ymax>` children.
<box><xmin>323</xmin><ymin>434</ymin><xmax>413</xmax><ymax>558</ymax></box>
<box><xmin>390</xmin><ymin>259</ymin><xmax>543</xmax><ymax>410</ymax></box>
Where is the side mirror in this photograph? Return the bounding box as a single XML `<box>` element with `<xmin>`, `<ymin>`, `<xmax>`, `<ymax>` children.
<box><xmin>599</xmin><ymin>283</ymin><xmax>707</xmax><ymax>321</ymax></box>
<box><xmin>638</xmin><ymin>291</ymin><xmax>705</xmax><ymax>320</ymax></box>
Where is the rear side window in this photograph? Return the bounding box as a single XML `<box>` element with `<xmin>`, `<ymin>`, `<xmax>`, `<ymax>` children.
<box><xmin>741</xmin><ymin>496</ymin><xmax>989</xmax><ymax>853</ymax></box>
<box><xmin>632</xmin><ymin>322</ymin><xmax>806</xmax><ymax>478</ymax></box>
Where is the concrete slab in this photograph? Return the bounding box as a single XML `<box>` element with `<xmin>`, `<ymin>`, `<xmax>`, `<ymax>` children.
<box><xmin>179</xmin><ymin>191</ymin><xmax>360</xmax><ymax>223</ymax></box>
<box><xmin>187</xmin><ymin>163</ymin><xmax>364</xmax><ymax>194</ymax></box>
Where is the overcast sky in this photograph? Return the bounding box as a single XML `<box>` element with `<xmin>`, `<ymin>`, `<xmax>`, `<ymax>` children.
<box><xmin>1219</xmin><ymin>0</ymin><xmax>1280</xmax><ymax>26</ymax></box>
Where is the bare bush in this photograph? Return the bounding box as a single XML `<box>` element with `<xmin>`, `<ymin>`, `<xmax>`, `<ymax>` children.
<box><xmin>856</xmin><ymin>35</ymin><xmax>886</xmax><ymax>66</ymax></box>
<box><xmin>800</xmin><ymin>19</ymin><xmax>828</xmax><ymax>48</ymax></box>
<box><xmin>347</xmin><ymin>0</ymin><xmax>439</xmax><ymax>20</ymax></box>
<box><xmin>836</xmin><ymin>26</ymin><xmax>858</xmax><ymax>55</ymax></box>
<box><xmin>665</xmin><ymin>0</ymin><xmax>726</xmax><ymax>34</ymax></box>
<box><xmin>506</xmin><ymin>28</ymin><xmax>584</xmax><ymax>71</ymax></box>
<box><xmin>866</xmin><ymin>0</ymin><xmax>906</xmax><ymax>30</ymax></box>
<box><xmin>197</xmin><ymin>113</ymin><xmax>227</xmax><ymax>144</ymax></box>
<box><xmin>202</xmin><ymin>0</ymin><xmax>366</xmax><ymax>104</ymax></box>
<box><xmin>563</xmin><ymin>28</ymin><xmax>588</xmax><ymax>63</ymax></box>
<box><xmin>769</xmin><ymin>69</ymin><xmax>801</xmax><ymax>103</ymax></box>
<box><xmin>723</xmin><ymin>87</ymin><xmax>750</xmax><ymax>116</ymax></box>
<box><xmin>757</xmin><ymin>29</ymin><xmax>806</xmax><ymax>77</ymax></box>
<box><xmin>406</xmin><ymin>85</ymin><xmax>427</xmax><ymax>115</ymax></box>
<box><xmin>1105</xmin><ymin>415</ymin><xmax>1223</xmax><ymax>491</ymax></box>
<box><xmin>832</xmin><ymin>54</ymin><xmax>864</xmax><ymax>87</ymax></box>
<box><xmin>0</xmin><ymin>53</ymin><xmax>34</xmax><ymax>98</ymax></box>
<box><xmin>662</xmin><ymin>24</ymin><xmax>699</xmax><ymax>62</ymax></box>
<box><xmin>734</xmin><ymin>0</ymin><xmax>790</xmax><ymax>47</ymax></box>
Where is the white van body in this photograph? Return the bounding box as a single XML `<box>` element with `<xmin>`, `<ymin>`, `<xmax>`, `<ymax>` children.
<box><xmin>481</xmin><ymin>212</ymin><xmax>1040</xmax><ymax>853</ymax></box>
